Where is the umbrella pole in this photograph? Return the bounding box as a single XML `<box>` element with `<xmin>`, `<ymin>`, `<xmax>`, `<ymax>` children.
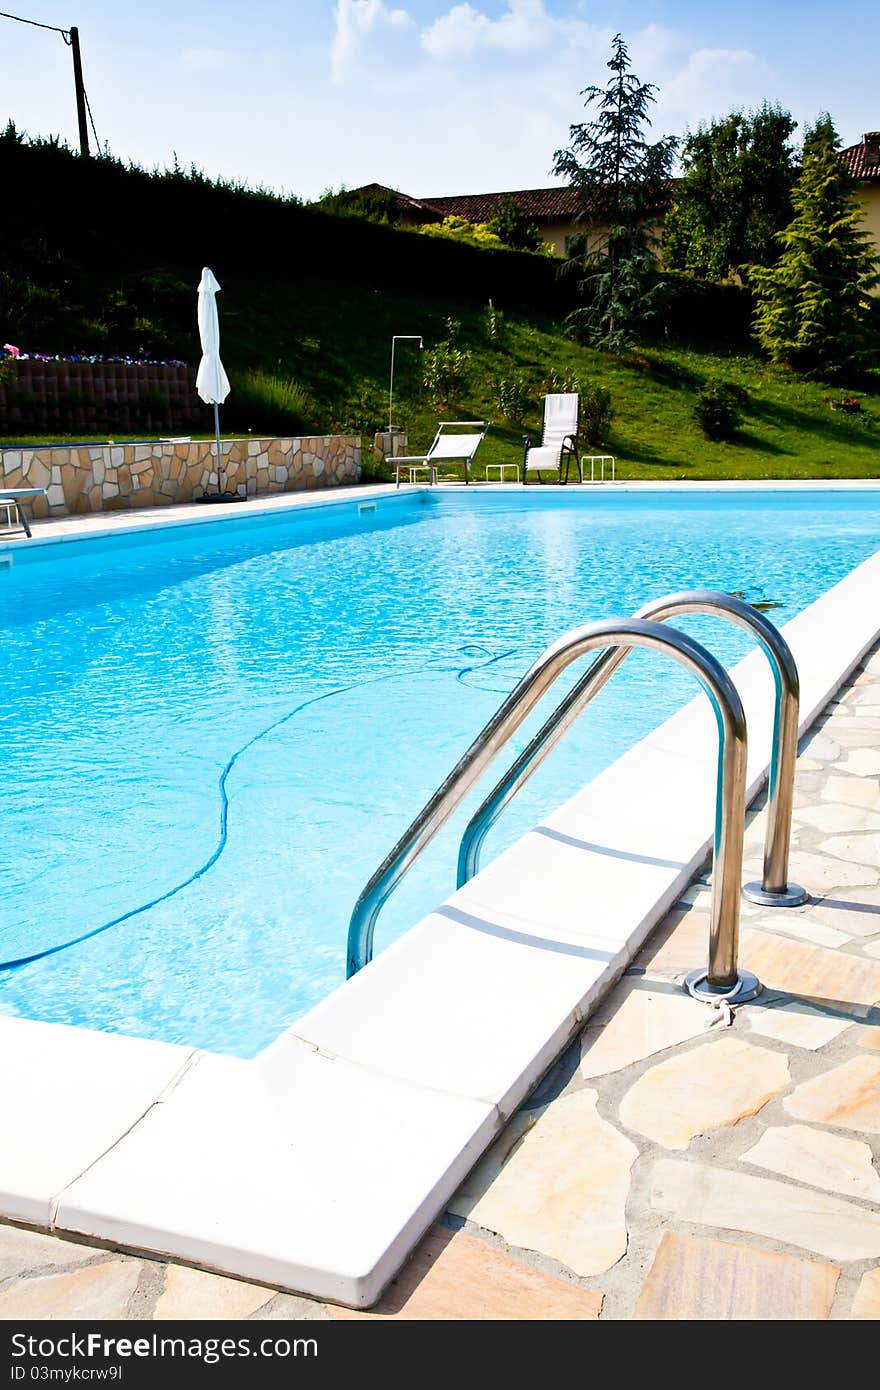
<box><xmin>213</xmin><ymin>402</ymin><xmax>224</xmax><ymax>496</ymax></box>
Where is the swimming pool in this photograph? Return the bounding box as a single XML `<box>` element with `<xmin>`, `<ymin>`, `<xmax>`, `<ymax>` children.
<box><xmin>1</xmin><ymin>486</ymin><xmax>878</xmax><ymax>1056</ymax></box>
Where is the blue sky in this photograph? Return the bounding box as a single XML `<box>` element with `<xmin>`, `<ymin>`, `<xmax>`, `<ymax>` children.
<box><xmin>1</xmin><ymin>1</ymin><xmax>878</xmax><ymax>198</ymax></box>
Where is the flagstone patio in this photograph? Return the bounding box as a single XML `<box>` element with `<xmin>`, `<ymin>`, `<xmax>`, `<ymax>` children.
<box><xmin>0</xmin><ymin>644</ymin><xmax>878</xmax><ymax>1321</ymax></box>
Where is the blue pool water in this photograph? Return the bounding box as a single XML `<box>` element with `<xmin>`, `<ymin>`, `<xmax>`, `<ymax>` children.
<box><xmin>0</xmin><ymin>487</ymin><xmax>878</xmax><ymax>1056</ymax></box>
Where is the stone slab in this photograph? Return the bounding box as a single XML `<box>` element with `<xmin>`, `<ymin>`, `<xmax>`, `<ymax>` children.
<box><xmin>330</xmin><ymin>1227</ymin><xmax>602</xmax><ymax>1321</ymax></box>
<box><xmin>618</xmin><ymin>1037</ymin><xmax>789</xmax><ymax>1150</ymax></box>
<box><xmin>850</xmin><ymin>1266</ymin><xmax>880</xmax><ymax>1320</ymax></box>
<box><xmin>740</xmin><ymin>929</ymin><xmax>880</xmax><ymax>1013</ymax></box>
<box><xmin>746</xmin><ymin>999</ymin><xmax>853</xmax><ymax>1050</ymax></box>
<box><xmin>633</xmin><ymin>1231</ymin><xmax>839</xmax><ymax>1320</ymax></box>
<box><xmin>820</xmin><ymin>776</ymin><xmax>879</xmax><ymax>811</ymax></box>
<box><xmin>794</xmin><ymin>804</ymin><xmax>880</xmax><ymax>834</ymax></box>
<box><xmin>635</xmin><ymin>907</ymin><xmax>712</xmax><ymax>977</ymax></box>
<box><xmin>153</xmin><ymin>1265</ymin><xmax>275</xmax><ymax>1320</ymax></box>
<box><xmin>0</xmin><ymin>1224</ymin><xmax>97</xmax><ymax>1282</ymax></box>
<box><xmin>0</xmin><ymin>1260</ymin><xmax>142</xmax><ymax>1319</ymax></box>
<box><xmin>784</xmin><ymin>1055</ymin><xmax>880</xmax><ymax>1132</ymax></box>
<box><xmin>742</xmin><ymin>1124</ymin><xmax>880</xmax><ymax>1201</ymax></box>
<box><xmin>780</xmin><ymin>849</ymin><xmax>879</xmax><ymax>892</ymax></box>
<box><xmin>839</xmin><ymin>750</ymin><xmax>880</xmax><ymax>777</ymax></box>
<box><xmin>650</xmin><ymin>1159</ymin><xmax>880</xmax><ymax>1261</ymax></box>
<box><xmin>449</xmin><ymin>1089</ymin><xmax>637</xmax><ymax>1278</ymax></box>
<box><xmin>579</xmin><ymin>979</ymin><xmax>707</xmax><ymax>1079</ymax></box>
<box><xmin>809</xmin><ymin>887</ymin><xmax>880</xmax><ymax>938</ymax></box>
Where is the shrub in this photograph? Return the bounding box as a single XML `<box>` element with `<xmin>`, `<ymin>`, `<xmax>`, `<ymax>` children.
<box><xmin>417</xmin><ymin>215</ymin><xmax>509</xmax><ymax>252</ymax></box>
<box><xmin>422</xmin><ymin>342</ymin><xmax>470</xmax><ymax>409</ymax></box>
<box><xmin>224</xmin><ymin>370</ymin><xmax>314</xmax><ymax>435</ymax></box>
<box><xmin>693</xmin><ymin>382</ymin><xmax>748</xmax><ymax>440</ymax></box>
<box><xmin>494</xmin><ymin>374</ymin><xmax>532</xmax><ymax>426</ymax></box>
<box><xmin>579</xmin><ymin>384</ymin><xmax>614</xmax><ymax>445</ymax></box>
<box><xmin>331</xmin><ymin>384</ymin><xmax>385</xmax><ymax>437</ymax></box>
<box><xmin>484</xmin><ymin>301</ymin><xmax>505</xmax><ymax>345</ymax></box>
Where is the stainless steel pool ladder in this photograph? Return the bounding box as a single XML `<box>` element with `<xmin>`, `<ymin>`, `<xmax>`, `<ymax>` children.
<box><xmin>346</xmin><ymin>592</ymin><xmax>805</xmax><ymax>1002</ymax></box>
<box><xmin>459</xmin><ymin>591</ymin><xmax>806</xmax><ymax>912</ymax></box>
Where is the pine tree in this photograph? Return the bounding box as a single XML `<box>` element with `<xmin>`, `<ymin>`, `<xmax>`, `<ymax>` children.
<box><xmin>664</xmin><ymin>106</ymin><xmax>797</xmax><ymax>282</ymax></box>
<box><xmin>553</xmin><ymin>34</ymin><xmax>677</xmax><ymax>350</ymax></box>
<box><xmin>750</xmin><ymin>116</ymin><xmax>880</xmax><ymax>372</ymax></box>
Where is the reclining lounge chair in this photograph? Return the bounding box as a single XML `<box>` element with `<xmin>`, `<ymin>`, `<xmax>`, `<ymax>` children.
<box><xmin>523</xmin><ymin>393</ymin><xmax>582</xmax><ymax>484</ymax></box>
<box><xmin>392</xmin><ymin>421</ymin><xmax>490</xmax><ymax>487</ymax></box>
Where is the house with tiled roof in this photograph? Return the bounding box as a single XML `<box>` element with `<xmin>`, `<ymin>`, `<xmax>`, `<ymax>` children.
<box><xmin>358</xmin><ymin>134</ymin><xmax>880</xmax><ymax>261</ymax></box>
<box><xmin>420</xmin><ymin>187</ymin><xmax>583</xmax><ymax>255</ymax></box>
<box><xmin>353</xmin><ymin>184</ymin><xmax>599</xmax><ymax>255</ymax></box>
<box><xmin>839</xmin><ymin>131</ymin><xmax>880</xmax><ymax>256</ymax></box>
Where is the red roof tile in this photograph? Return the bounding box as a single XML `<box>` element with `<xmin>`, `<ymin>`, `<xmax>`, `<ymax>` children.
<box><xmin>839</xmin><ymin>133</ymin><xmax>880</xmax><ymax>183</ymax></box>
<box><xmin>420</xmin><ymin>187</ymin><xmax>581</xmax><ymax>221</ymax></box>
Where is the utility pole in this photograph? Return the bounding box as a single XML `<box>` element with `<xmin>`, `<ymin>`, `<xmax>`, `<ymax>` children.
<box><xmin>69</xmin><ymin>25</ymin><xmax>89</xmax><ymax>157</ymax></box>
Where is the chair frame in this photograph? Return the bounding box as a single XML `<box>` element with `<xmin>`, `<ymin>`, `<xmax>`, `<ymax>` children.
<box><xmin>0</xmin><ymin>487</ymin><xmax>45</xmax><ymax>538</ymax></box>
<box><xmin>391</xmin><ymin>421</ymin><xmax>490</xmax><ymax>488</ymax></box>
<box><xmin>522</xmin><ymin>396</ymin><xmax>583</xmax><ymax>485</ymax></box>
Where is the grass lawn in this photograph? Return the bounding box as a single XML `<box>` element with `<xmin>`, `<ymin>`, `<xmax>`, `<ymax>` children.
<box><xmin>225</xmin><ymin>276</ymin><xmax>880</xmax><ymax>483</ymax></box>
<box><xmin>366</xmin><ymin>320</ymin><xmax>880</xmax><ymax>484</ymax></box>
<box><xmin>3</xmin><ymin>278</ymin><xmax>879</xmax><ymax>483</ymax></box>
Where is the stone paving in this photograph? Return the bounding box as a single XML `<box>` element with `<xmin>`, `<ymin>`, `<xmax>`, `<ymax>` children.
<box><xmin>1</xmin><ymin>646</ymin><xmax>879</xmax><ymax>1320</ymax></box>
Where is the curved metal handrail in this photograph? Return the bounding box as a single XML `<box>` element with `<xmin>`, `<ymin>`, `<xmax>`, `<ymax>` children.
<box><xmin>457</xmin><ymin>590</ymin><xmax>805</xmax><ymax>909</ymax></box>
<box><xmin>347</xmin><ymin>617</ymin><xmax>755</xmax><ymax>1002</ymax></box>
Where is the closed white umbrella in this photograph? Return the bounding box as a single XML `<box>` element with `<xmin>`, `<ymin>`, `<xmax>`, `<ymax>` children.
<box><xmin>195</xmin><ymin>266</ymin><xmax>232</xmax><ymax>499</ymax></box>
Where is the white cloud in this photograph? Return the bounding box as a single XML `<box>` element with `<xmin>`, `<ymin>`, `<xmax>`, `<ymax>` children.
<box><xmin>331</xmin><ymin>0</ymin><xmax>413</xmax><ymax>84</ymax></box>
<box><xmin>658</xmin><ymin>48</ymin><xmax>767</xmax><ymax>127</ymax></box>
<box><xmin>180</xmin><ymin>49</ymin><xmax>232</xmax><ymax>72</ymax></box>
<box><xmin>421</xmin><ymin>0</ymin><xmax>557</xmax><ymax>59</ymax></box>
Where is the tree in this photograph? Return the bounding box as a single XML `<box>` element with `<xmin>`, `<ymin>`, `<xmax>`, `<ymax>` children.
<box><xmin>487</xmin><ymin>195</ymin><xmax>545</xmax><ymax>252</ymax></box>
<box><xmin>553</xmin><ymin>33</ymin><xmax>677</xmax><ymax>350</ymax></box>
<box><xmin>664</xmin><ymin>106</ymin><xmax>797</xmax><ymax>281</ymax></box>
<box><xmin>750</xmin><ymin>116</ymin><xmax>880</xmax><ymax>373</ymax></box>
<box><xmin>313</xmin><ymin>185</ymin><xmax>402</xmax><ymax>225</ymax></box>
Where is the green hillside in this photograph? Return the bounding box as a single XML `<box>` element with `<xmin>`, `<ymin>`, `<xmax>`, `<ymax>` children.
<box><xmin>2</xmin><ymin>131</ymin><xmax>879</xmax><ymax>480</ymax></box>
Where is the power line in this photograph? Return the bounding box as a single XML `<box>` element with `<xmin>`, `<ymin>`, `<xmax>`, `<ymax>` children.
<box><xmin>0</xmin><ymin>11</ymin><xmax>94</xmax><ymax>157</ymax></box>
<box><xmin>0</xmin><ymin>9</ymin><xmax>69</xmax><ymax>38</ymax></box>
<box><xmin>83</xmin><ymin>83</ymin><xmax>100</xmax><ymax>153</ymax></box>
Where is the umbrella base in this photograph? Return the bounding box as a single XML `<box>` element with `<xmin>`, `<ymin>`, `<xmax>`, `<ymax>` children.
<box><xmin>194</xmin><ymin>493</ymin><xmax>249</xmax><ymax>505</ymax></box>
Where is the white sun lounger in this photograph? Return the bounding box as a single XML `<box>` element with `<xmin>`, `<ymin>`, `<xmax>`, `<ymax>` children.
<box><xmin>0</xmin><ymin>487</ymin><xmax>46</xmax><ymax>538</ymax></box>
<box><xmin>392</xmin><ymin>421</ymin><xmax>490</xmax><ymax>487</ymax></box>
<box><xmin>523</xmin><ymin>393</ymin><xmax>582</xmax><ymax>484</ymax></box>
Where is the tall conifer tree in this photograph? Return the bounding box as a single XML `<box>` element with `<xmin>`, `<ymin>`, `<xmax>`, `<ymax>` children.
<box><xmin>750</xmin><ymin>116</ymin><xmax>879</xmax><ymax>371</ymax></box>
<box><xmin>553</xmin><ymin>34</ymin><xmax>676</xmax><ymax>349</ymax></box>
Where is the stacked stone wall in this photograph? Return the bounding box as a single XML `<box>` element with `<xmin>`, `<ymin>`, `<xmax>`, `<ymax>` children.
<box><xmin>0</xmin><ymin>436</ymin><xmax>361</xmax><ymax>517</ymax></box>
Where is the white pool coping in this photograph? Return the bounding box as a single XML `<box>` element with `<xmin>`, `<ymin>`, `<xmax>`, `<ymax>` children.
<box><xmin>1</xmin><ymin>487</ymin><xmax>879</xmax><ymax>1307</ymax></box>
<box><xmin>3</xmin><ymin>476</ymin><xmax>880</xmax><ymax>556</ymax></box>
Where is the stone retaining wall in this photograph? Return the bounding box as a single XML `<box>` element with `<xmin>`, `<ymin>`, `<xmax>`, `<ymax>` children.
<box><xmin>0</xmin><ymin>436</ymin><xmax>361</xmax><ymax>518</ymax></box>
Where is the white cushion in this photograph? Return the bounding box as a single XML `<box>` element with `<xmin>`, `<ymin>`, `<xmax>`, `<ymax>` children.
<box><xmin>525</xmin><ymin>446</ymin><xmax>562</xmax><ymax>471</ymax></box>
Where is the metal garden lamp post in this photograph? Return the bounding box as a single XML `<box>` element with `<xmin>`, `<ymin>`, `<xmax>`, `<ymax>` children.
<box><xmin>388</xmin><ymin>336</ymin><xmax>423</xmax><ymax>432</ymax></box>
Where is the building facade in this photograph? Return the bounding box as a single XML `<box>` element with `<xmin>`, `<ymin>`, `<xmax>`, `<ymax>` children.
<box><xmin>357</xmin><ymin>132</ymin><xmax>880</xmax><ymax>266</ymax></box>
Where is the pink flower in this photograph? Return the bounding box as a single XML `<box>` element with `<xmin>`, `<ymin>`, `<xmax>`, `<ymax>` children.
<box><xmin>2</xmin><ymin>344</ymin><xmax>20</xmax><ymax>357</ymax></box>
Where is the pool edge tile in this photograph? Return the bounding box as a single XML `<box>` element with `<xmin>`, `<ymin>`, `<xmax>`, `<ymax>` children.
<box><xmin>51</xmin><ymin>1046</ymin><xmax>499</xmax><ymax>1309</ymax></box>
